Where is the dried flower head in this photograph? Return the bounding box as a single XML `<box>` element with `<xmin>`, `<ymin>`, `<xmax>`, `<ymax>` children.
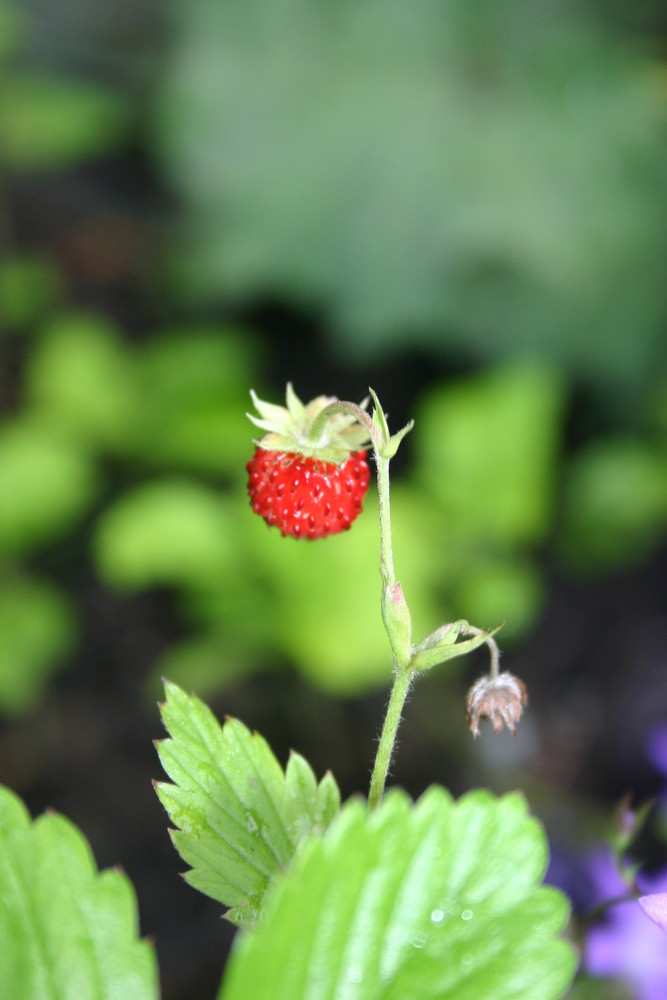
<box><xmin>466</xmin><ymin>671</ymin><xmax>528</xmax><ymax>738</ymax></box>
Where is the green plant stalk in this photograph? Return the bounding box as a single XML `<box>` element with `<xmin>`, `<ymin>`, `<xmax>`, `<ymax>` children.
<box><xmin>312</xmin><ymin>396</ymin><xmax>412</xmax><ymax>809</ymax></box>
<box><xmin>376</xmin><ymin>452</ymin><xmax>395</xmax><ymax>587</ymax></box>
<box><xmin>368</xmin><ymin>665</ymin><xmax>412</xmax><ymax>810</ymax></box>
<box><xmin>368</xmin><ymin>449</ymin><xmax>413</xmax><ymax>809</ymax></box>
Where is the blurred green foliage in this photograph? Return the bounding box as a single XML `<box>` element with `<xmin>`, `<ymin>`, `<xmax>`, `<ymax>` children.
<box><xmin>155</xmin><ymin>0</ymin><xmax>666</xmax><ymax>392</ymax></box>
<box><xmin>0</xmin><ymin>577</ymin><xmax>75</xmax><ymax>714</ymax></box>
<box><xmin>0</xmin><ymin>0</ymin><xmax>665</xmax><ymax>716</ymax></box>
<box><xmin>0</xmin><ymin>74</ymin><xmax>131</xmax><ymax>170</ymax></box>
<box><xmin>1</xmin><ymin>302</ymin><xmax>665</xmax><ymax>713</ymax></box>
<box><xmin>0</xmin><ymin>0</ymin><xmax>132</xmax><ymax>172</ymax></box>
<box><xmin>0</xmin><ymin>419</ymin><xmax>99</xmax><ymax>554</ymax></box>
<box><xmin>0</xmin><ymin>255</ymin><xmax>63</xmax><ymax>331</ymax></box>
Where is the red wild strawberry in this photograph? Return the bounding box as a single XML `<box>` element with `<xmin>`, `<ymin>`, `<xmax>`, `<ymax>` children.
<box><xmin>246</xmin><ymin>384</ymin><xmax>371</xmax><ymax>539</ymax></box>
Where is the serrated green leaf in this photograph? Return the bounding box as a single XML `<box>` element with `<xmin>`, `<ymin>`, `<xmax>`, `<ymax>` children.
<box><xmin>155</xmin><ymin>681</ymin><xmax>340</xmax><ymax>927</ymax></box>
<box><xmin>0</xmin><ymin>785</ymin><xmax>158</xmax><ymax>1000</ymax></box>
<box><xmin>219</xmin><ymin>788</ymin><xmax>576</xmax><ymax>1000</ymax></box>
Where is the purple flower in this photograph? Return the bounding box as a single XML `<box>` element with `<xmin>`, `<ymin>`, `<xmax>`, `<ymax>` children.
<box><xmin>546</xmin><ymin>845</ymin><xmax>626</xmax><ymax>914</ymax></box>
<box><xmin>639</xmin><ymin>893</ymin><xmax>667</xmax><ymax>935</ymax></box>
<box><xmin>646</xmin><ymin>723</ymin><xmax>667</xmax><ymax>779</ymax></box>
<box><xmin>586</xmin><ymin>866</ymin><xmax>667</xmax><ymax>1000</ymax></box>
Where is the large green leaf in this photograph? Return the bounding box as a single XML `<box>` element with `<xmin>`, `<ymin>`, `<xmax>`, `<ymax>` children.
<box><xmin>0</xmin><ymin>786</ymin><xmax>158</xmax><ymax>1000</ymax></box>
<box><xmin>220</xmin><ymin>788</ymin><xmax>576</xmax><ymax>1000</ymax></box>
<box><xmin>154</xmin><ymin>681</ymin><xmax>340</xmax><ymax>926</ymax></box>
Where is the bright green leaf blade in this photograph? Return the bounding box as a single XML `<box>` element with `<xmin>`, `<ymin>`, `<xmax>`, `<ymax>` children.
<box><xmin>0</xmin><ymin>786</ymin><xmax>158</xmax><ymax>1000</ymax></box>
<box><xmin>220</xmin><ymin>788</ymin><xmax>576</xmax><ymax>1000</ymax></box>
<box><xmin>155</xmin><ymin>681</ymin><xmax>340</xmax><ymax>926</ymax></box>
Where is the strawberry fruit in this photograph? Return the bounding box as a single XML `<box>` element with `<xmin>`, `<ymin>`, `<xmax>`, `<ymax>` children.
<box><xmin>246</xmin><ymin>385</ymin><xmax>371</xmax><ymax>539</ymax></box>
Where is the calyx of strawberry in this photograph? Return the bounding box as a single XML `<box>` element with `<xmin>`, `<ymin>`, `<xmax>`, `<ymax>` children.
<box><xmin>247</xmin><ymin>383</ymin><xmax>371</xmax><ymax>464</ymax></box>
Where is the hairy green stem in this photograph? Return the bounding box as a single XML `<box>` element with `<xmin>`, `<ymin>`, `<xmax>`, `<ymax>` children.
<box><xmin>313</xmin><ymin>396</ymin><xmax>409</xmax><ymax>809</ymax></box>
<box><xmin>310</xmin><ymin>399</ymin><xmax>395</xmax><ymax>585</ymax></box>
<box><xmin>375</xmin><ymin>454</ymin><xmax>395</xmax><ymax>586</ymax></box>
<box><xmin>368</xmin><ymin>666</ymin><xmax>413</xmax><ymax>811</ymax></box>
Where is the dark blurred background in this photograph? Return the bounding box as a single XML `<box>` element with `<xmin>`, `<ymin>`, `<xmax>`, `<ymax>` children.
<box><xmin>0</xmin><ymin>1</ymin><xmax>665</xmax><ymax>997</ymax></box>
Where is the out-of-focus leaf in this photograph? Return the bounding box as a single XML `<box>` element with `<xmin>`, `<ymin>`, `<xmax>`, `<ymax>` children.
<box><xmin>93</xmin><ymin>480</ymin><xmax>237</xmax><ymax>589</ymax></box>
<box><xmin>0</xmin><ymin>576</ymin><xmax>76</xmax><ymax>714</ymax></box>
<box><xmin>0</xmin><ymin>73</ymin><xmax>131</xmax><ymax>168</ymax></box>
<box><xmin>246</xmin><ymin>485</ymin><xmax>444</xmax><ymax>693</ymax></box>
<box><xmin>454</xmin><ymin>558</ymin><xmax>544</xmax><ymax>640</ymax></box>
<box><xmin>148</xmin><ymin>632</ymin><xmax>264</xmax><ymax>699</ymax></box>
<box><xmin>0</xmin><ymin>420</ymin><xmax>99</xmax><ymax>554</ymax></box>
<box><xmin>563</xmin><ymin>978</ymin><xmax>632</xmax><ymax>1000</ymax></box>
<box><xmin>131</xmin><ymin>330</ymin><xmax>260</xmax><ymax>475</ymax></box>
<box><xmin>0</xmin><ymin>0</ymin><xmax>20</xmax><ymax>58</ymax></box>
<box><xmin>414</xmin><ymin>363</ymin><xmax>564</xmax><ymax>547</ymax></box>
<box><xmin>26</xmin><ymin>313</ymin><xmax>137</xmax><ymax>449</ymax></box>
<box><xmin>220</xmin><ymin>787</ymin><xmax>576</xmax><ymax>1000</ymax></box>
<box><xmin>559</xmin><ymin>439</ymin><xmax>667</xmax><ymax>571</ymax></box>
<box><xmin>0</xmin><ymin>255</ymin><xmax>63</xmax><ymax>330</ymax></box>
<box><xmin>155</xmin><ymin>0</ymin><xmax>666</xmax><ymax>389</ymax></box>
<box><xmin>155</xmin><ymin>681</ymin><xmax>340</xmax><ymax>927</ymax></box>
<box><xmin>0</xmin><ymin>786</ymin><xmax>159</xmax><ymax>999</ymax></box>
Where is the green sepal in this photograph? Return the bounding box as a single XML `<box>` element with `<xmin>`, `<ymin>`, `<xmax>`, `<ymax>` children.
<box><xmin>411</xmin><ymin>621</ymin><xmax>503</xmax><ymax>673</ymax></box>
<box><xmin>369</xmin><ymin>387</ymin><xmax>414</xmax><ymax>459</ymax></box>
<box><xmin>247</xmin><ymin>386</ymin><xmax>370</xmax><ymax>464</ymax></box>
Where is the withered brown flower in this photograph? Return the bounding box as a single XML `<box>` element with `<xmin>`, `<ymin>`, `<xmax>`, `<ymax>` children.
<box><xmin>466</xmin><ymin>671</ymin><xmax>528</xmax><ymax>738</ymax></box>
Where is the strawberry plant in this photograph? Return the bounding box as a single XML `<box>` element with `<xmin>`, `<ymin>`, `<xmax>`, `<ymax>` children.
<box><xmin>0</xmin><ymin>386</ymin><xmax>578</xmax><ymax>999</ymax></box>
